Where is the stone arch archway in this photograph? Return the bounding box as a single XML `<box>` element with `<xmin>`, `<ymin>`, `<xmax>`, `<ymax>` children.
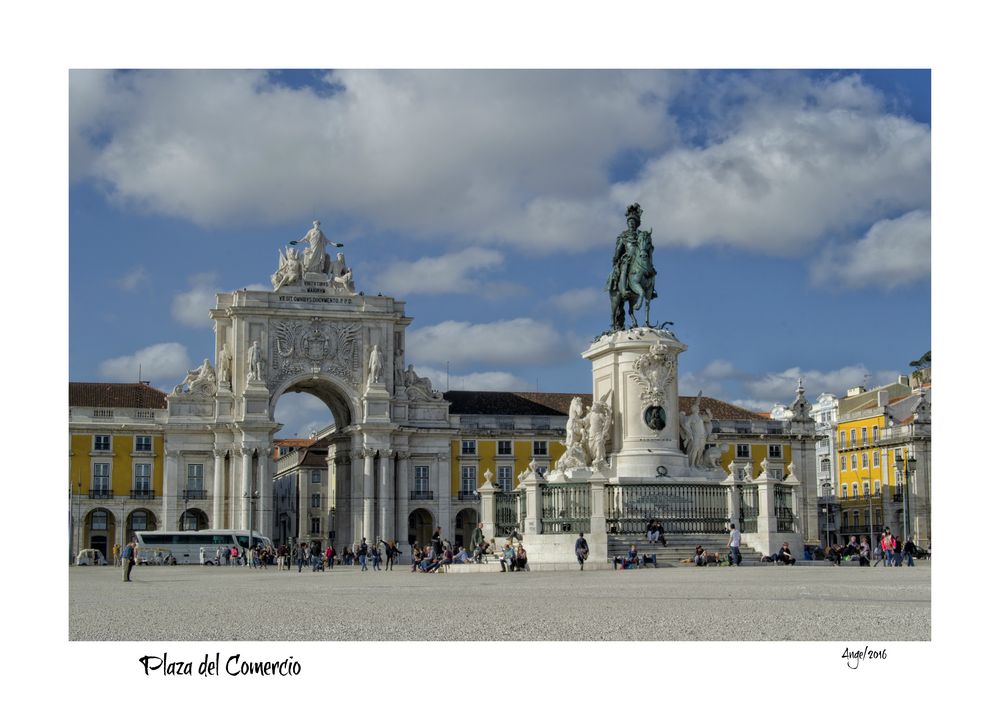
<box><xmin>408</xmin><ymin>508</ymin><xmax>434</xmax><ymax>547</ymax></box>
<box><xmin>179</xmin><ymin>508</ymin><xmax>209</xmax><ymax>531</ymax></box>
<box><xmin>269</xmin><ymin>372</ymin><xmax>358</xmax><ymax>430</ymax></box>
<box><xmin>85</xmin><ymin>508</ymin><xmax>116</xmax><ymax>559</ymax></box>
<box><xmin>127</xmin><ymin>508</ymin><xmax>157</xmax><ymax>543</ymax></box>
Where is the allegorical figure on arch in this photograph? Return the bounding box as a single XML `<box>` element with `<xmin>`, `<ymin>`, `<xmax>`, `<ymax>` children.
<box><xmin>606</xmin><ymin>203</ymin><xmax>658</xmax><ymax>330</ymax></box>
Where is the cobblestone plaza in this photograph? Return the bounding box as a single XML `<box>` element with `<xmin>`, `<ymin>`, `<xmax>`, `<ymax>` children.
<box><xmin>69</xmin><ymin>564</ymin><xmax>930</xmax><ymax>642</ymax></box>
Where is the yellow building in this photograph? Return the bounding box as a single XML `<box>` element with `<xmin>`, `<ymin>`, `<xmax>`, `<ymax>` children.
<box><xmin>69</xmin><ymin>383</ymin><xmax>167</xmax><ymax>561</ymax></box>
<box><xmin>834</xmin><ymin>380</ymin><xmax>932</xmax><ymax>547</ymax></box>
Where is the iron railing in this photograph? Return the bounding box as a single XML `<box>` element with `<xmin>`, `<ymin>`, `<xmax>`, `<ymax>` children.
<box><xmin>540</xmin><ymin>483</ymin><xmax>591</xmax><ymax>534</ymax></box>
<box><xmin>738</xmin><ymin>484</ymin><xmax>758</xmax><ymax>534</ymax></box>
<box><xmin>182</xmin><ymin>489</ymin><xmax>207</xmax><ymax>499</ymax></box>
<box><xmin>130</xmin><ymin>488</ymin><xmax>156</xmax><ymax>499</ymax></box>
<box><xmin>88</xmin><ymin>489</ymin><xmax>113</xmax><ymax>499</ymax></box>
<box><xmin>495</xmin><ymin>490</ymin><xmax>522</xmax><ymax>536</ymax></box>
<box><xmin>457</xmin><ymin>492</ymin><xmax>479</xmax><ymax>501</ymax></box>
<box><xmin>775</xmin><ymin>484</ymin><xmax>794</xmax><ymax>532</ymax></box>
<box><xmin>605</xmin><ymin>483</ymin><xmax>729</xmax><ymax>535</ymax></box>
<box><xmin>409</xmin><ymin>491</ymin><xmax>434</xmax><ymax>501</ymax></box>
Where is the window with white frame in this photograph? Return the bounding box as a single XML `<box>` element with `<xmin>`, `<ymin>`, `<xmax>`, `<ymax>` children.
<box><xmin>863</xmin><ymin>481</ymin><xmax>870</xmax><ymax>495</ymax></box>
<box><xmin>133</xmin><ymin>463</ymin><xmax>151</xmax><ymax>493</ymax></box>
<box><xmin>135</xmin><ymin>435</ymin><xmax>152</xmax><ymax>452</ymax></box>
<box><xmin>850</xmin><ymin>429</ymin><xmax>857</xmax><ymax>445</ymax></box>
<box><xmin>861</xmin><ymin>452</ymin><xmax>869</xmax><ymax>468</ymax></box>
<box><xmin>861</xmin><ymin>428</ymin><xmax>868</xmax><ymax>444</ymax></box>
<box><xmin>414</xmin><ymin>465</ymin><xmax>429</xmax><ymax>493</ymax></box>
<box><xmin>461</xmin><ymin>466</ymin><xmax>477</xmax><ymax>493</ymax></box>
<box><xmin>873</xmin><ymin>449</ymin><xmax>880</xmax><ymax>466</ymax></box>
<box><xmin>186</xmin><ymin>464</ymin><xmax>204</xmax><ymax>493</ymax></box>
<box><xmin>130</xmin><ymin>510</ymin><xmax>147</xmax><ymax>530</ymax></box>
<box><xmin>840</xmin><ymin>431</ymin><xmax>846</xmax><ymax>447</ymax></box>
<box><xmin>852</xmin><ymin>482</ymin><xmax>858</xmax><ymax>497</ymax></box>
<box><xmin>840</xmin><ymin>456</ymin><xmax>846</xmax><ymax>471</ymax></box>
<box><xmin>768</xmin><ymin>444</ymin><xmax>782</xmax><ymax>459</ymax></box>
<box><xmin>311</xmin><ymin>493</ymin><xmax>321</xmax><ymax>508</ymax></box>
<box><xmin>498</xmin><ymin>465</ymin><xmax>513</xmax><ymax>492</ymax></box>
<box><xmin>497</xmin><ymin>440</ymin><xmax>512</xmax><ymax>456</ymax></box>
<box><xmin>852</xmin><ymin>510</ymin><xmax>860</xmax><ymax>527</ymax></box>
<box><xmin>93</xmin><ymin>462</ymin><xmax>110</xmax><ymax>492</ymax></box>
<box><xmin>311</xmin><ymin>518</ymin><xmax>320</xmax><ymax>534</ymax></box>
<box><xmin>311</xmin><ymin>471</ymin><xmax>321</xmax><ymax>484</ymax></box>
<box><xmin>461</xmin><ymin>440</ymin><xmax>477</xmax><ymax>455</ymax></box>
<box><xmin>851</xmin><ymin>454</ymin><xmax>857</xmax><ymax>470</ymax></box>
<box><xmin>874</xmin><ymin>480</ymin><xmax>881</xmax><ymax>495</ymax></box>
<box><xmin>533</xmin><ymin>441</ymin><xmax>548</xmax><ymax>456</ymax></box>
<box><xmin>737</xmin><ymin>444</ymin><xmax>750</xmax><ymax>459</ymax></box>
<box><xmin>91</xmin><ymin>510</ymin><xmax>108</xmax><ymax>530</ymax></box>
<box><xmin>94</xmin><ymin>435</ymin><xmax>111</xmax><ymax>451</ymax></box>
<box><xmin>841</xmin><ymin>484</ymin><xmax>848</xmax><ymax>498</ymax></box>
<box><xmin>872</xmin><ymin>425</ymin><xmax>879</xmax><ymax>441</ymax></box>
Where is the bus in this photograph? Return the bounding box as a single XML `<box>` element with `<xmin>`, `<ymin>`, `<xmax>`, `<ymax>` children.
<box><xmin>132</xmin><ymin>529</ymin><xmax>272</xmax><ymax>564</ymax></box>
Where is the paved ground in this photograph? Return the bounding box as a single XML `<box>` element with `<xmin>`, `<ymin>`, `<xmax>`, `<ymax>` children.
<box><xmin>69</xmin><ymin>564</ymin><xmax>931</xmax><ymax>642</ymax></box>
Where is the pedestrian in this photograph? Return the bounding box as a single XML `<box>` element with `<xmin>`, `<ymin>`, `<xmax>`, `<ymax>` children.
<box><xmin>471</xmin><ymin>522</ymin><xmax>485</xmax><ymax>555</ymax></box>
<box><xmin>431</xmin><ymin>527</ymin><xmax>443</xmax><ymax>558</ymax></box>
<box><xmin>903</xmin><ymin>537</ymin><xmax>916</xmax><ymax>567</ymax></box>
<box><xmin>121</xmin><ymin>540</ymin><xmax>136</xmax><ymax>582</ymax></box>
<box><xmin>112</xmin><ymin>542</ymin><xmax>121</xmax><ymax>567</ymax></box>
<box><xmin>575</xmin><ymin>532</ymin><xmax>589</xmax><ymax>571</ymax></box>
<box><xmin>358</xmin><ymin>538</ymin><xmax>369</xmax><ymax>571</ymax></box>
<box><xmin>728</xmin><ymin>523</ymin><xmax>742</xmax><ymax>566</ymax></box>
<box><xmin>297</xmin><ymin>543</ymin><xmax>308</xmax><ymax>573</ymax></box>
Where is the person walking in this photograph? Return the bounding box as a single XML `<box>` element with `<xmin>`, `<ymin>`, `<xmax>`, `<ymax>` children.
<box><xmin>903</xmin><ymin>537</ymin><xmax>916</xmax><ymax>567</ymax></box>
<box><xmin>358</xmin><ymin>538</ymin><xmax>369</xmax><ymax>571</ymax></box>
<box><xmin>728</xmin><ymin>523</ymin><xmax>742</xmax><ymax>566</ymax></box>
<box><xmin>297</xmin><ymin>543</ymin><xmax>308</xmax><ymax>573</ymax></box>
<box><xmin>121</xmin><ymin>540</ymin><xmax>136</xmax><ymax>582</ymax></box>
<box><xmin>575</xmin><ymin>532</ymin><xmax>589</xmax><ymax>571</ymax></box>
<box><xmin>112</xmin><ymin>542</ymin><xmax>121</xmax><ymax>567</ymax></box>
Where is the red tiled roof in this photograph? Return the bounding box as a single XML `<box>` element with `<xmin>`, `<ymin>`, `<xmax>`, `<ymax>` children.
<box><xmin>679</xmin><ymin>396</ymin><xmax>767</xmax><ymax>421</ymax></box>
<box><xmin>69</xmin><ymin>382</ymin><xmax>167</xmax><ymax>409</ymax></box>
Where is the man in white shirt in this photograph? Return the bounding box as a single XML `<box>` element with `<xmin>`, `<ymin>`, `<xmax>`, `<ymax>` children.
<box><xmin>728</xmin><ymin>523</ymin><xmax>742</xmax><ymax>566</ymax></box>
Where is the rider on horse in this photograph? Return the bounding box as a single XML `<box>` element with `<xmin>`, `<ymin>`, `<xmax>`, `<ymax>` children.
<box><xmin>606</xmin><ymin>203</ymin><xmax>657</xmax><ymax>330</ymax></box>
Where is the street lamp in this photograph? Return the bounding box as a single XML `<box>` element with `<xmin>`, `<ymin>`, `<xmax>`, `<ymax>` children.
<box><xmin>896</xmin><ymin>452</ymin><xmax>916</xmax><ymax>544</ymax></box>
<box><xmin>245</xmin><ymin>489</ymin><xmax>259</xmax><ymax>568</ymax></box>
<box><xmin>821</xmin><ymin>482</ymin><xmax>832</xmax><ymax>548</ymax></box>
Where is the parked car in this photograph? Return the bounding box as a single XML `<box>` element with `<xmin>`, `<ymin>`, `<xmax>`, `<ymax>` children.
<box><xmin>76</xmin><ymin>548</ymin><xmax>107</xmax><ymax>566</ymax></box>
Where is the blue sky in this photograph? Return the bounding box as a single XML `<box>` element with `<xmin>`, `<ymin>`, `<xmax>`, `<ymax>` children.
<box><xmin>69</xmin><ymin>69</ymin><xmax>931</xmax><ymax>437</ymax></box>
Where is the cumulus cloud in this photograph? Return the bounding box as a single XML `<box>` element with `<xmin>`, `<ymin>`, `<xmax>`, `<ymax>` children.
<box><xmin>810</xmin><ymin>210</ymin><xmax>931</xmax><ymax>289</ymax></box>
<box><xmin>171</xmin><ymin>273</ymin><xmax>219</xmax><ymax>327</ymax></box>
<box><xmin>69</xmin><ymin>69</ymin><xmax>676</xmax><ymax>251</ymax></box>
<box><xmin>116</xmin><ymin>266</ymin><xmax>148</xmax><ymax>291</ymax></box>
<box><xmin>548</xmin><ymin>287</ymin><xmax>605</xmax><ymax>318</ymax></box>
<box><xmin>98</xmin><ymin>342</ymin><xmax>189</xmax><ymax>383</ymax></box>
<box><xmin>410</xmin><ymin>366</ymin><xmax>529</xmax><ymax>392</ymax></box>
<box><xmin>615</xmin><ymin>73</ymin><xmax>930</xmax><ymax>254</ymax></box>
<box><xmin>376</xmin><ymin>247</ymin><xmax>504</xmax><ymax>295</ymax></box>
<box><xmin>406</xmin><ymin>318</ymin><xmax>576</xmax><ymax>367</ymax></box>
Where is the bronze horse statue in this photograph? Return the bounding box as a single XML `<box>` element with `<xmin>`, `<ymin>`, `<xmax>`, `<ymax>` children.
<box><xmin>609</xmin><ymin>226</ymin><xmax>657</xmax><ymax>329</ymax></box>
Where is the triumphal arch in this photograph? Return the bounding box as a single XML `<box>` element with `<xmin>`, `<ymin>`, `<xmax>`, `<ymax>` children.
<box><xmin>162</xmin><ymin>221</ymin><xmax>454</xmax><ymax>545</ymax></box>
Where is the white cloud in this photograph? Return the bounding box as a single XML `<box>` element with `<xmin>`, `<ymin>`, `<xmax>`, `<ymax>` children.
<box><xmin>614</xmin><ymin>73</ymin><xmax>930</xmax><ymax>254</ymax></box>
<box><xmin>548</xmin><ymin>287</ymin><xmax>605</xmax><ymax>318</ymax></box>
<box><xmin>406</xmin><ymin>318</ymin><xmax>576</xmax><ymax>367</ymax></box>
<box><xmin>810</xmin><ymin>210</ymin><xmax>931</xmax><ymax>289</ymax></box>
<box><xmin>116</xmin><ymin>266</ymin><xmax>148</xmax><ymax>291</ymax></box>
<box><xmin>171</xmin><ymin>273</ymin><xmax>218</xmax><ymax>327</ymax></box>
<box><xmin>98</xmin><ymin>342</ymin><xmax>189</xmax><ymax>383</ymax></box>
<box><xmin>273</xmin><ymin>392</ymin><xmax>335</xmax><ymax>437</ymax></box>
<box><xmin>376</xmin><ymin>247</ymin><xmax>504</xmax><ymax>295</ymax></box>
<box><xmin>743</xmin><ymin>365</ymin><xmax>900</xmax><ymax>404</ymax></box>
<box><xmin>410</xmin><ymin>366</ymin><xmax>529</xmax><ymax>392</ymax></box>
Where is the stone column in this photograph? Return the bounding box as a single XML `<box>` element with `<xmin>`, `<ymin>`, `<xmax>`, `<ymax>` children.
<box><xmin>395</xmin><ymin>452</ymin><xmax>410</xmax><ymax>545</ymax></box>
<box><xmin>477</xmin><ymin>471</ymin><xmax>498</xmax><ymax>541</ymax></box>
<box><xmin>363</xmin><ymin>448</ymin><xmax>376</xmax><ymax>543</ymax></box>
<box><xmin>335</xmin><ymin>452</ymin><xmax>351</xmax><ymax>547</ymax></box>
<box><xmin>240</xmin><ymin>447</ymin><xmax>253</xmax><ymax>530</ymax></box>
<box><xmin>755</xmin><ymin>469</ymin><xmax>778</xmax><ymax>556</ymax></box>
<box><xmin>521</xmin><ymin>469</ymin><xmax>544</xmax><ymax>535</ymax></box>
<box><xmin>212</xmin><ymin>448</ymin><xmax>226</xmax><ymax>529</ymax></box>
<box><xmin>325</xmin><ymin>444</ymin><xmax>337</xmax><ymax>545</ymax></box>
<box><xmin>298</xmin><ymin>463</ymin><xmax>309</xmax><ymax>544</ymax></box>
<box><xmin>162</xmin><ymin>451</ymin><xmax>179</xmax><ymax>530</ymax></box>
<box><xmin>724</xmin><ymin>461</ymin><xmax>741</xmax><ymax>527</ymax></box>
<box><xmin>378</xmin><ymin>451</ymin><xmax>393</xmax><ymax>543</ymax></box>
<box><xmin>351</xmin><ymin>449</ymin><xmax>364</xmax><ymax>544</ymax></box>
<box><xmin>259</xmin><ymin>449</ymin><xmax>274</xmax><ymax>539</ymax></box>
<box><xmin>436</xmin><ymin>453</ymin><xmax>451</xmax><ymax>542</ymax></box>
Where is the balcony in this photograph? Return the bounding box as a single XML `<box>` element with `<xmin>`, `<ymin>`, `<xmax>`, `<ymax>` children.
<box><xmin>409</xmin><ymin>491</ymin><xmax>434</xmax><ymax>501</ymax></box>
<box><xmin>130</xmin><ymin>488</ymin><xmax>156</xmax><ymax>499</ymax></box>
<box><xmin>88</xmin><ymin>489</ymin><xmax>113</xmax><ymax>499</ymax></box>
<box><xmin>182</xmin><ymin>489</ymin><xmax>208</xmax><ymax>500</ymax></box>
<box><xmin>457</xmin><ymin>492</ymin><xmax>479</xmax><ymax>501</ymax></box>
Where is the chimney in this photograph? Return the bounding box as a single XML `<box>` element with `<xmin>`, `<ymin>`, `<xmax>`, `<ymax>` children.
<box><xmin>877</xmin><ymin>390</ymin><xmax>888</xmax><ymax>407</ymax></box>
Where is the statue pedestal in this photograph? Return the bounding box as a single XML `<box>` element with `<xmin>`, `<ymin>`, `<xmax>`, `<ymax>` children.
<box><xmin>362</xmin><ymin>383</ymin><xmax>391</xmax><ymax>423</ymax></box>
<box><xmin>584</xmin><ymin>328</ymin><xmax>716</xmax><ymax>481</ymax></box>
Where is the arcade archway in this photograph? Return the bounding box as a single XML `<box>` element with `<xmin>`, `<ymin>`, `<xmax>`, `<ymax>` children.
<box><xmin>454</xmin><ymin>508</ymin><xmax>479</xmax><ymax>550</ymax></box>
<box><xmin>408</xmin><ymin>508</ymin><xmax>434</xmax><ymax>547</ymax></box>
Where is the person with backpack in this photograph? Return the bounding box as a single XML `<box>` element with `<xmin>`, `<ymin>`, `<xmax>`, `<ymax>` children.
<box><xmin>121</xmin><ymin>541</ymin><xmax>137</xmax><ymax>582</ymax></box>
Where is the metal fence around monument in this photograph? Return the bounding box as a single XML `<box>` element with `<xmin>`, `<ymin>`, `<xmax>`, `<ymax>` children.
<box><xmin>738</xmin><ymin>485</ymin><xmax>759</xmax><ymax>534</ymax></box>
<box><xmin>540</xmin><ymin>483</ymin><xmax>591</xmax><ymax>534</ymax></box>
<box><xmin>495</xmin><ymin>491</ymin><xmax>522</xmax><ymax>537</ymax></box>
<box><xmin>775</xmin><ymin>484</ymin><xmax>794</xmax><ymax>533</ymax></box>
<box><xmin>605</xmin><ymin>484</ymin><xmax>729</xmax><ymax>535</ymax></box>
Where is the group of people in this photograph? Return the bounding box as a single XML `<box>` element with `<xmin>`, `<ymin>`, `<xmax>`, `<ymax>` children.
<box><xmin>613</xmin><ymin>543</ymin><xmax>657</xmax><ymax>570</ymax></box>
<box><xmin>821</xmin><ymin>529</ymin><xmax>918</xmax><ymax>567</ymax></box>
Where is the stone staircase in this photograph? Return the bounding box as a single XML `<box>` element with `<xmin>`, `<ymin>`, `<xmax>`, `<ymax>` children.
<box><xmin>607</xmin><ymin>534</ymin><xmax>764</xmax><ymax>567</ymax></box>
